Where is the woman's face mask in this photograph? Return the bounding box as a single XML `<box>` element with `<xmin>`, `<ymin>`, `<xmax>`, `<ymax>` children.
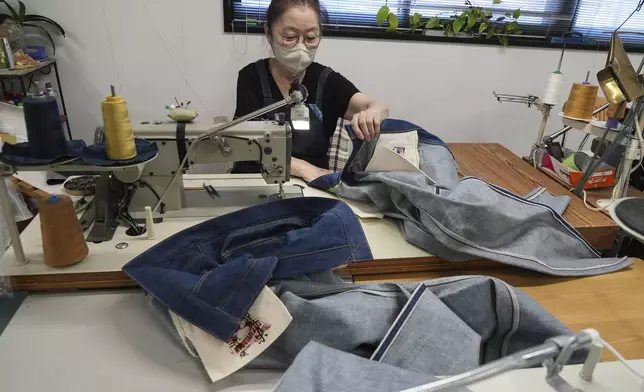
<box><xmin>272</xmin><ymin>42</ymin><xmax>317</xmax><ymax>75</ymax></box>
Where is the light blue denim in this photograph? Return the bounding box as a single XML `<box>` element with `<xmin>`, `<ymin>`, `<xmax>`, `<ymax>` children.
<box><xmin>274</xmin><ymin>342</ymin><xmax>459</xmax><ymax>392</ymax></box>
<box><xmin>148</xmin><ymin>271</ymin><xmax>586</xmax><ymax>376</ymax></box>
<box><xmin>310</xmin><ymin>121</ymin><xmax>633</xmax><ymax>277</ymax></box>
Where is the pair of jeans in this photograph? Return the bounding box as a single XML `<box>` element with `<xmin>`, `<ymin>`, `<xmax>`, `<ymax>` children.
<box><xmin>247</xmin><ymin>271</ymin><xmax>586</xmax><ymax>374</ymax></box>
<box><xmin>123</xmin><ymin>197</ymin><xmax>373</xmax><ymax>342</ymax></box>
<box><xmin>149</xmin><ymin>271</ymin><xmax>586</xmax><ymax>382</ymax></box>
<box><xmin>310</xmin><ymin>119</ymin><xmax>633</xmax><ymax>277</ymax></box>
<box><xmin>274</xmin><ymin>342</ymin><xmax>451</xmax><ymax>392</ymax></box>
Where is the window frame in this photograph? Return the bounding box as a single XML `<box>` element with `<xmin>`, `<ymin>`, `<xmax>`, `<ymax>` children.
<box><xmin>222</xmin><ymin>0</ymin><xmax>644</xmax><ymax>53</ymax></box>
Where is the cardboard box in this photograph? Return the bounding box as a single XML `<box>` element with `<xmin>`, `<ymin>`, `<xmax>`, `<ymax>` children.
<box><xmin>540</xmin><ymin>153</ymin><xmax>615</xmax><ymax>190</ymax></box>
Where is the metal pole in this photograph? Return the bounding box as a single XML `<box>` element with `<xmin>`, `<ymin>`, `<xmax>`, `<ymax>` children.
<box><xmin>0</xmin><ymin>179</ymin><xmax>28</xmax><ymax>265</ymax></box>
<box><xmin>53</xmin><ymin>61</ymin><xmax>73</xmax><ymax>140</ymax></box>
<box><xmin>401</xmin><ymin>332</ymin><xmax>593</xmax><ymax>392</ymax></box>
<box><xmin>535</xmin><ymin>106</ymin><xmax>552</xmax><ymax>146</ymax></box>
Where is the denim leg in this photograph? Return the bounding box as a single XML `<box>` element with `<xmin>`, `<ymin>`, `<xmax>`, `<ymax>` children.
<box><xmin>273</xmin><ymin>342</ymin><xmax>458</xmax><ymax>392</ymax></box>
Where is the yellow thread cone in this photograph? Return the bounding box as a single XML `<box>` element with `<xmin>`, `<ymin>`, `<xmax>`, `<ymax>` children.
<box><xmin>102</xmin><ymin>86</ymin><xmax>136</xmax><ymax>160</ymax></box>
<box><xmin>564</xmin><ymin>83</ymin><xmax>599</xmax><ymax>120</ymax></box>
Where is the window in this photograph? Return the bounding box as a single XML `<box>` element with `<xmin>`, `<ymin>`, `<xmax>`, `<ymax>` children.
<box><xmin>224</xmin><ymin>0</ymin><xmax>644</xmax><ymax>50</ymax></box>
<box><xmin>573</xmin><ymin>0</ymin><xmax>644</xmax><ymax>45</ymax></box>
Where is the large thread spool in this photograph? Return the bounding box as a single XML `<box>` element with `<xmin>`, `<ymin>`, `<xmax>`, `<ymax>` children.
<box><xmin>102</xmin><ymin>85</ymin><xmax>136</xmax><ymax>160</ymax></box>
<box><xmin>24</xmin><ymin>94</ymin><xmax>66</xmax><ymax>159</ymax></box>
<box><xmin>564</xmin><ymin>83</ymin><xmax>599</xmax><ymax>120</ymax></box>
<box><xmin>39</xmin><ymin>194</ymin><xmax>89</xmax><ymax>267</ymax></box>
<box><xmin>543</xmin><ymin>72</ymin><xmax>564</xmax><ymax>106</ymax></box>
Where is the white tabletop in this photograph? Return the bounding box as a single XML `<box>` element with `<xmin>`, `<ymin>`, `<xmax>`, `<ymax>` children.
<box><xmin>0</xmin><ymin>291</ymin><xmax>641</xmax><ymax>392</ymax></box>
<box><xmin>0</xmin><ymin>174</ymin><xmax>430</xmax><ymax>277</ymax></box>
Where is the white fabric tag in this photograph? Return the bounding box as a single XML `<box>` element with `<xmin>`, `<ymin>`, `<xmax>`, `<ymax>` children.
<box><xmin>170</xmin><ymin>286</ymin><xmax>292</xmax><ymax>383</ymax></box>
<box><xmin>366</xmin><ymin>145</ymin><xmax>429</xmax><ymax>181</ymax></box>
<box><xmin>367</xmin><ymin>131</ymin><xmax>420</xmax><ymax>170</ymax></box>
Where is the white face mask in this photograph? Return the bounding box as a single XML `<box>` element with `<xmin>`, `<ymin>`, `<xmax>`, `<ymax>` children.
<box><xmin>272</xmin><ymin>42</ymin><xmax>317</xmax><ymax>75</ymax></box>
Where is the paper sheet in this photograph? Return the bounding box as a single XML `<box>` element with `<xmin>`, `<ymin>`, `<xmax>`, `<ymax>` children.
<box><xmin>169</xmin><ymin>286</ymin><xmax>292</xmax><ymax>383</ymax></box>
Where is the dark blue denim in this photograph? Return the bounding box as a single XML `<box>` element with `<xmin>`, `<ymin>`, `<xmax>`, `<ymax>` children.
<box><xmin>0</xmin><ymin>140</ymin><xmax>85</xmax><ymax>166</ymax></box>
<box><xmin>123</xmin><ymin>197</ymin><xmax>372</xmax><ymax>341</ymax></box>
<box><xmin>81</xmin><ymin>138</ymin><xmax>158</xmax><ymax>166</ymax></box>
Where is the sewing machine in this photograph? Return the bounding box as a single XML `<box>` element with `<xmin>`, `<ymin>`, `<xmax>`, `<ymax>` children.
<box><xmin>119</xmin><ymin>119</ymin><xmax>304</xmax><ymax>219</ymax></box>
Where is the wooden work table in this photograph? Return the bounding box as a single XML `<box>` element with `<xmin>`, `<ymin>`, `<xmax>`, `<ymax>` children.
<box><xmin>1</xmin><ymin>143</ymin><xmax>623</xmax><ymax>290</ymax></box>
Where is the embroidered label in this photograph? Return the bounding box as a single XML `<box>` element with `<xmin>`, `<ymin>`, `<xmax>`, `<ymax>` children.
<box><xmin>228</xmin><ymin>314</ymin><xmax>272</xmax><ymax>357</ymax></box>
<box><xmin>169</xmin><ymin>286</ymin><xmax>292</xmax><ymax>383</ymax></box>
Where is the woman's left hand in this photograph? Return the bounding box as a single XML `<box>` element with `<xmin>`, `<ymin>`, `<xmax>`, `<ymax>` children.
<box><xmin>351</xmin><ymin>108</ymin><xmax>382</xmax><ymax>142</ymax></box>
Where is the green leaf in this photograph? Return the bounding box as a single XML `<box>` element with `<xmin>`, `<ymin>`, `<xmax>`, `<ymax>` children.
<box><xmin>377</xmin><ymin>6</ymin><xmax>390</xmax><ymax>27</ymax></box>
<box><xmin>466</xmin><ymin>13</ymin><xmax>477</xmax><ymax>30</ymax></box>
<box><xmin>479</xmin><ymin>22</ymin><xmax>488</xmax><ymax>34</ymax></box>
<box><xmin>0</xmin><ymin>0</ymin><xmax>17</xmax><ymax>19</ymax></box>
<box><xmin>410</xmin><ymin>12</ymin><xmax>421</xmax><ymax>32</ymax></box>
<box><xmin>22</xmin><ymin>22</ymin><xmax>56</xmax><ymax>54</ymax></box>
<box><xmin>17</xmin><ymin>0</ymin><xmax>24</xmax><ymax>22</ymax></box>
<box><xmin>499</xmin><ymin>35</ymin><xmax>509</xmax><ymax>46</ymax></box>
<box><xmin>505</xmin><ymin>12</ymin><xmax>512</xmax><ymax>17</ymax></box>
<box><xmin>485</xmin><ymin>11</ymin><xmax>493</xmax><ymax>19</ymax></box>
<box><xmin>23</xmin><ymin>14</ymin><xmax>66</xmax><ymax>35</ymax></box>
<box><xmin>513</xmin><ymin>8</ymin><xmax>521</xmax><ymax>19</ymax></box>
<box><xmin>453</xmin><ymin>18</ymin><xmax>463</xmax><ymax>34</ymax></box>
<box><xmin>411</xmin><ymin>12</ymin><xmax>421</xmax><ymax>25</ymax></box>
<box><xmin>386</xmin><ymin>13</ymin><xmax>398</xmax><ymax>32</ymax></box>
<box><xmin>426</xmin><ymin>16</ymin><xmax>440</xmax><ymax>29</ymax></box>
<box><xmin>507</xmin><ymin>21</ymin><xmax>520</xmax><ymax>31</ymax></box>
<box><xmin>487</xmin><ymin>27</ymin><xmax>497</xmax><ymax>39</ymax></box>
<box><xmin>493</xmin><ymin>0</ymin><xmax>502</xmax><ymax>4</ymax></box>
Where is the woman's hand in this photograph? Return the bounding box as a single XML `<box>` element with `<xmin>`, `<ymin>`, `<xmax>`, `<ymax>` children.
<box><xmin>291</xmin><ymin>157</ymin><xmax>332</xmax><ymax>183</ymax></box>
<box><xmin>351</xmin><ymin>107</ymin><xmax>382</xmax><ymax>142</ymax></box>
<box><xmin>346</xmin><ymin>93</ymin><xmax>389</xmax><ymax>142</ymax></box>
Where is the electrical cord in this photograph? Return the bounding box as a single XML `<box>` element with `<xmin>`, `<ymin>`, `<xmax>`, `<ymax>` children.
<box><xmin>116</xmin><ymin>183</ymin><xmax>145</xmax><ymax>236</ymax></box>
<box><xmin>600</xmin><ymin>338</ymin><xmax>644</xmax><ymax>392</ymax></box>
<box><xmin>137</xmin><ymin>179</ymin><xmax>161</xmax><ymax>203</ymax></box>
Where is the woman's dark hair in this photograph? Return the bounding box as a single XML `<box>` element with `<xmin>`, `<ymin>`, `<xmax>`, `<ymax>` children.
<box><xmin>266</xmin><ymin>0</ymin><xmax>328</xmax><ymax>31</ymax></box>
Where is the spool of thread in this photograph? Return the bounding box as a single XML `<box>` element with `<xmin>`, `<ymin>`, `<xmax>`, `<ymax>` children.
<box><xmin>24</xmin><ymin>94</ymin><xmax>66</xmax><ymax>159</ymax></box>
<box><xmin>102</xmin><ymin>85</ymin><xmax>137</xmax><ymax>160</ymax></box>
<box><xmin>542</xmin><ymin>72</ymin><xmax>564</xmax><ymax>106</ymax></box>
<box><xmin>38</xmin><ymin>194</ymin><xmax>89</xmax><ymax>268</ymax></box>
<box><xmin>564</xmin><ymin>83</ymin><xmax>599</xmax><ymax>120</ymax></box>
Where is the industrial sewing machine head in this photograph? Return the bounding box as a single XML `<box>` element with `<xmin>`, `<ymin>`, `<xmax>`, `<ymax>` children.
<box><xmin>98</xmin><ymin>83</ymin><xmax>309</xmax><ymax>224</ymax></box>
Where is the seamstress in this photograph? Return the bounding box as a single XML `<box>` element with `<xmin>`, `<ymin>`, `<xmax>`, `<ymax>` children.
<box><xmin>234</xmin><ymin>0</ymin><xmax>390</xmax><ymax>182</ymax></box>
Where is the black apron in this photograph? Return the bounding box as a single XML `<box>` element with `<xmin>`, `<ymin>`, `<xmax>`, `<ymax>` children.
<box><xmin>256</xmin><ymin>60</ymin><xmax>332</xmax><ymax>167</ymax></box>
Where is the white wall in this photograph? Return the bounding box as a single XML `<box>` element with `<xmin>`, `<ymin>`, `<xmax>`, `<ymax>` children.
<box><xmin>22</xmin><ymin>0</ymin><xmax>643</xmax><ymax>156</ymax></box>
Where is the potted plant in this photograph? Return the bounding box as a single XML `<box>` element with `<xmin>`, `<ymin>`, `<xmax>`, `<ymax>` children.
<box><xmin>377</xmin><ymin>0</ymin><xmax>522</xmax><ymax>46</ymax></box>
<box><xmin>0</xmin><ymin>0</ymin><xmax>65</xmax><ymax>54</ymax></box>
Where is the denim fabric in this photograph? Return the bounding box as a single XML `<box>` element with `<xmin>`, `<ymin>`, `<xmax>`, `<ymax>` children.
<box><xmin>524</xmin><ymin>187</ymin><xmax>571</xmax><ymax>215</ymax></box>
<box><xmin>148</xmin><ymin>271</ymin><xmax>584</xmax><ymax>380</ymax></box>
<box><xmin>310</xmin><ymin>119</ymin><xmax>633</xmax><ymax>277</ymax></box>
<box><xmin>81</xmin><ymin>138</ymin><xmax>159</xmax><ymax>166</ymax></box>
<box><xmin>247</xmin><ymin>273</ymin><xmax>586</xmax><ymax>374</ymax></box>
<box><xmin>0</xmin><ymin>140</ymin><xmax>85</xmax><ymax>166</ymax></box>
<box><xmin>123</xmin><ymin>197</ymin><xmax>372</xmax><ymax>342</ymax></box>
<box><xmin>274</xmin><ymin>342</ymin><xmax>454</xmax><ymax>392</ymax></box>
